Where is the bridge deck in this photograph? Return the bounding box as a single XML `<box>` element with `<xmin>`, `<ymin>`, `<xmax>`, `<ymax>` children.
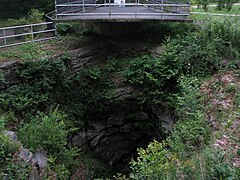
<box><xmin>55</xmin><ymin>6</ymin><xmax>192</xmax><ymax>22</ymax></box>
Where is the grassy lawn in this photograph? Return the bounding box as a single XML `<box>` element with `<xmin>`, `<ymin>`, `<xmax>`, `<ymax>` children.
<box><xmin>191</xmin><ymin>4</ymin><xmax>240</xmax><ymax>15</ymax></box>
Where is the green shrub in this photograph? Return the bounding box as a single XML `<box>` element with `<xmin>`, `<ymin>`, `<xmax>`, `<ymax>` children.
<box><xmin>5</xmin><ymin>160</ymin><xmax>32</xmax><ymax>180</ymax></box>
<box><xmin>56</xmin><ymin>23</ymin><xmax>96</xmax><ymax>37</ymax></box>
<box><xmin>162</xmin><ymin>33</ymin><xmax>222</xmax><ymax>77</ymax></box>
<box><xmin>169</xmin><ymin>113</ymin><xmax>211</xmax><ymax>153</ymax></box>
<box><xmin>9</xmin><ymin>9</ymin><xmax>44</xmax><ymax>26</ymax></box>
<box><xmin>201</xmin><ymin>17</ymin><xmax>240</xmax><ymax>53</ymax></box>
<box><xmin>130</xmin><ymin>140</ymin><xmax>176</xmax><ymax>180</ymax></box>
<box><xmin>56</xmin><ymin>23</ymin><xmax>74</xmax><ymax>36</ymax></box>
<box><xmin>169</xmin><ymin>77</ymin><xmax>211</xmax><ymax>153</ymax></box>
<box><xmin>19</xmin><ymin>109</ymin><xmax>78</xmax><ymax>177</ymax></box>
<box><xmin>192</xmin><ymin>147</ymin><xmax>239</xmax><ymax>179</ymax></box>
<box><xmin>0</xmin><ymin>116</ymin><xmax>20</xmax><ymax>164</ymax></box>
<box><xmin>124</xmin><ymin>55</ymin><xmax>178</xmax><ymax>106</ymax></box>
<box><xmin>0</xmin><ymin>58</ymin><xmax>68</xmax><ymax>115</ymax></box>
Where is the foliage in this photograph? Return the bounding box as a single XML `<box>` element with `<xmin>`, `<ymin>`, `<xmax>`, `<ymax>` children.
<box><xmin>192</xmin><ymin>147</ymin><xmax>239</xmax><ymax>179</ymax></box>
<box><xmin>200</xmin><ymin>17</ymin><xmax>240</xmax><ymax>51</ymax></box>
<box><xmin>55</xmin><ymin>64</ymin><xmax>115</xmax><ymax>126</ymax></box>
<box><xmin>130</xmin><ymin>140</ymin><xmax>177</xmax><ymax>180</ymax></box>
<box><xmin>0</xmin><ymin>58</ymin><xmax>68</xmax><ymax>116</ymax></box>
<box><xmin>56</xmin><ymin>23</ymin><xmax>75</xmax><ymax>36</ymax></box>
<box><xmin>0</xmin><ymin>0</ymin><xmax>54</xmax><ymax>19</ymax></box>
<box><xmin>130</xmin><ymin>141</ymin><xmax>239</xmax><ymax>179</ymax></box>
<box><xmin>124</xmin><ymin>55</ymin><xmax>178</xmax><ymax>106</ymax></box>
<box><xmin>162</xmin><ymin>33</ymin><xmax>222</xmax><ymax>77</ymax></box>
<box><xmin>216</xmin><ymin>0</ymin><xmax>238</xmax><ymax>11</ymax></box>
<box><xmin>56</xmin><ymin>23</ymin><xmax>96</xmax><ymax>37</ymax></box>
<box><xmin>18</xmin><ymin>109</ymin><xmax>79</xmax><ymax>176</ymax></box>
<box><xmin>5</xmin><ymin>159</ymin><xmax>32</xmax><ymax>180</ymax></box>
<box><xmin>0</xmin><ymin>135</ymin><xmax>15</xmax><ymax>164</ymax></box>
<box><xmin>9</xmin><ymin>9</ymin><xmax>44</xmax><ymax>26</ymax></box>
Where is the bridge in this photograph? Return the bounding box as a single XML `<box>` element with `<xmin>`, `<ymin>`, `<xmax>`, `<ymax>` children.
<box><xmin>55</xmin><ymin>0</ymin><xmax>191</xmax><ymax>22</ymax></box>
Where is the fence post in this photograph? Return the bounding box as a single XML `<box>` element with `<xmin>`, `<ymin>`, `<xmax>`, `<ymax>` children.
<box><xmin>3</xmin><ymin>29</ymin><xmax>7</xmax><ymax>46</ymax></box>
<box><xmin>83</xmin><ymin>0</ymin><xmax>85</xmax><ymax>17</ymax></box>
<box><xmin>30</xmin><ymin>25</ymin><xmax>34</xmax><ymax>42</ymax></box>
<box><xmin>55</xmin><ymin>0</ymin><xmax>57</xmax><ymax>17</ymax></box>
<box><xmin>161</xmin><ymin>0</ymin><xmax>163</xmax><ymax>19</ymax></box>
<box><xmin>135</xmin><ymin>0</ymin><xmax>137</xmax><ymax>18</ymax></box>
<box><xmin>109</xmin><ymin>0</ymin><xmax>111</xmax><ymax>18</ymax></box>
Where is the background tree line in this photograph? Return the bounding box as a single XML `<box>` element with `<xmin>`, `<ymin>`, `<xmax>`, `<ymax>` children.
<box><xmin>0</xmin><ymin>0</ymin><xmax>54</xmax><ymax>19</ymax></box>
<box><xmin>192</xmin><ymin>0</ymin><xmax>239</xmax><ymax>11</ymax></box>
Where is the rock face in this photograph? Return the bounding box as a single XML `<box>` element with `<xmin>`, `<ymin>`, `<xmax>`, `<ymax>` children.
<box><xmin>0</xmin><ymin>40</ymin><xmax>172</xmax><ymax>175</ymax></box>
<box><xmin>70</xmin><ymin>86</ymin><xmax>174</xmax><ymax>174</ymax></box>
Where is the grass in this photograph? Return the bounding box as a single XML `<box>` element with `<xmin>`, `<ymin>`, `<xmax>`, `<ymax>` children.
<box><xmin>0</xmin><ymin>35</ymin><xmax>85</xmax><ymax>63</ymax></box>
<box><xmin>191</xmin><ymin>4</ymin><xmax>240</xmax><ymax>15</ymax></box>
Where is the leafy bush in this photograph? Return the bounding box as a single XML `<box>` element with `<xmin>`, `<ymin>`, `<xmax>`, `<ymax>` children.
<box><xmin>124</xmin><ymin>55</ymin><xmax>178</xmax><ymax>106</ymax></box>
<box><xmin>9</xmin><ymin>9</ymin><xmax>44</xmax><ymax>26</ymax></box>
<box><xmin>170</xmin><ymin>113</ymin><xmax>211</xmax><ymax>153</ymax></box>
<box><xmin>19</xmin><ymin>109</ymin><xmax>79</xmax><ymax>176</ymax></box>
<box><xmin>0</xmin><ymin>116</ymin><xmax>20</xmax><ymax>164</ymax></box>
<box><xmin>56</xmin><ymin>23</ymin><xmax>75</xmax><ymax>36</ymax></box>
<box><xmin>192</xmin><ymin>147</ymin><xmax>239</xmax><ymax>179</ymax></box>
<box><xmin>56</xmin><ymin>23</ymin><xmax>96</xmax><ymax>37</ymax></box>
<box><xmin>0</xmin><ymin>58</ymin><xmax>68</xmax><ymax>115</ymax></box>
<box><xmin>169</xmin><ymin>77</ymin><xmax>211</xmax><ymax>153</ymax></box>
<box><xmin>130</xmin><ymin>141</ymin><xmax>238</xmax><ymax>179</ymax></box>
<box><xmin>162</xmin><ymin>33</ymin><xmax>222</xmax><ymax>77</ymax></box>
<box><xmin>130</xmin><ymin>140</ymin><xmax>177</xmax><ymax>180</ymax></box>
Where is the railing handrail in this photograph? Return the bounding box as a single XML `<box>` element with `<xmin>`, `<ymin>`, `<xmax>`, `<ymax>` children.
<box><xmin>0</xmin><ymin>21</ymin><xmax>56</xmax><ymax>49</ymax></box>
<box><xmin>0</xmin><ymin>22</ymin><xmax>54</xmax><ymax>31</ymax></box>
<box><xmin>56</xmin><ymin>3</ymin><xmax>190</xmax><ymax>7</ymax></box>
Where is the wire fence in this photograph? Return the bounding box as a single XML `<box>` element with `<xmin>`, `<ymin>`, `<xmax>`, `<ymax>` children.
<box><xmin>0</xmin><ymin>22</ymin><xmax>56</xmax><ymax>48</ymax></box>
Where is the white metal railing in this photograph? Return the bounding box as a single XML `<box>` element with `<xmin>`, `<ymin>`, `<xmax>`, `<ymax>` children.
<box><xmin>0</xmin><ymin>22</ymin><xmax>56</xmax><ymax>48</ymax></box>
<box><xmin>55</xmin><ymin>0</ymin><xmax>190</xmax><ymax>19</ymax></box>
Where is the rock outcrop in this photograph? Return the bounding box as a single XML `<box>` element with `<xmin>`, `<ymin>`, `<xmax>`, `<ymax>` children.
<box><xmin>70</xmin><ymin>85</ymin><xmax>174</xmax><ymax>174</ymax></box>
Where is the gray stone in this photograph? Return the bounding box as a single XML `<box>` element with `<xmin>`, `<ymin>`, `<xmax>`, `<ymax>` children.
<box><xmin>3</xmin><ymin>131</ymin><xmax>17</xmax><ymax>141</ymax></box>
<box><xmin>32</xmin><ymin>151</ymin><xmax>48</xmax><ymax>170</ymax></box>
<box><xmin>19</xmin><ymin>148</ymin><xmax>33</xmax><ymax>162</ymax></box>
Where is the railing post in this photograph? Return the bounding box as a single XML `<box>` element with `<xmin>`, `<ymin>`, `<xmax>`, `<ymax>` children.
<box><xmin>55</xmin><ymin>0</ymin><xmax>58</xmax><ymax>19</ymax></box>
<box><xmin>135</xmin><ymin>0</ymin><xmax>137</xmax><ymax>18</ymax></box>
<box><xmin>161</xmin><ymin>0</ymin><xmax>163</xmax><ymax>19</ymax></box>
<box><xmin>109</xmin><ymin>0</ymin><xmax>111</xmax><ymax>18</ymax></box>
<box><xmin>83</xmin><ymin>0</ymin><xmax>85</xmax><ymax>17</ymax></box>
<box><xmin>31</xmin><ymin>25</ymin><xmax>34</xmax><ymax>42</ymax></box>
<box><xmin>3</xmin><ymin>29</ymin><xmax>7</xmax><ymax>46</ymax></box>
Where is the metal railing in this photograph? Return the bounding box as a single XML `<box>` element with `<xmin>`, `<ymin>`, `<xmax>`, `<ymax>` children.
<box><xmin>55</xmin><ymin>0</ymin><xmax>190</xmax><ymax>19</ymax></box>
<box><xmin>0</xmin><ymin>22</ymin><xmax>56</xmax><ymax>48</ymax></box>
